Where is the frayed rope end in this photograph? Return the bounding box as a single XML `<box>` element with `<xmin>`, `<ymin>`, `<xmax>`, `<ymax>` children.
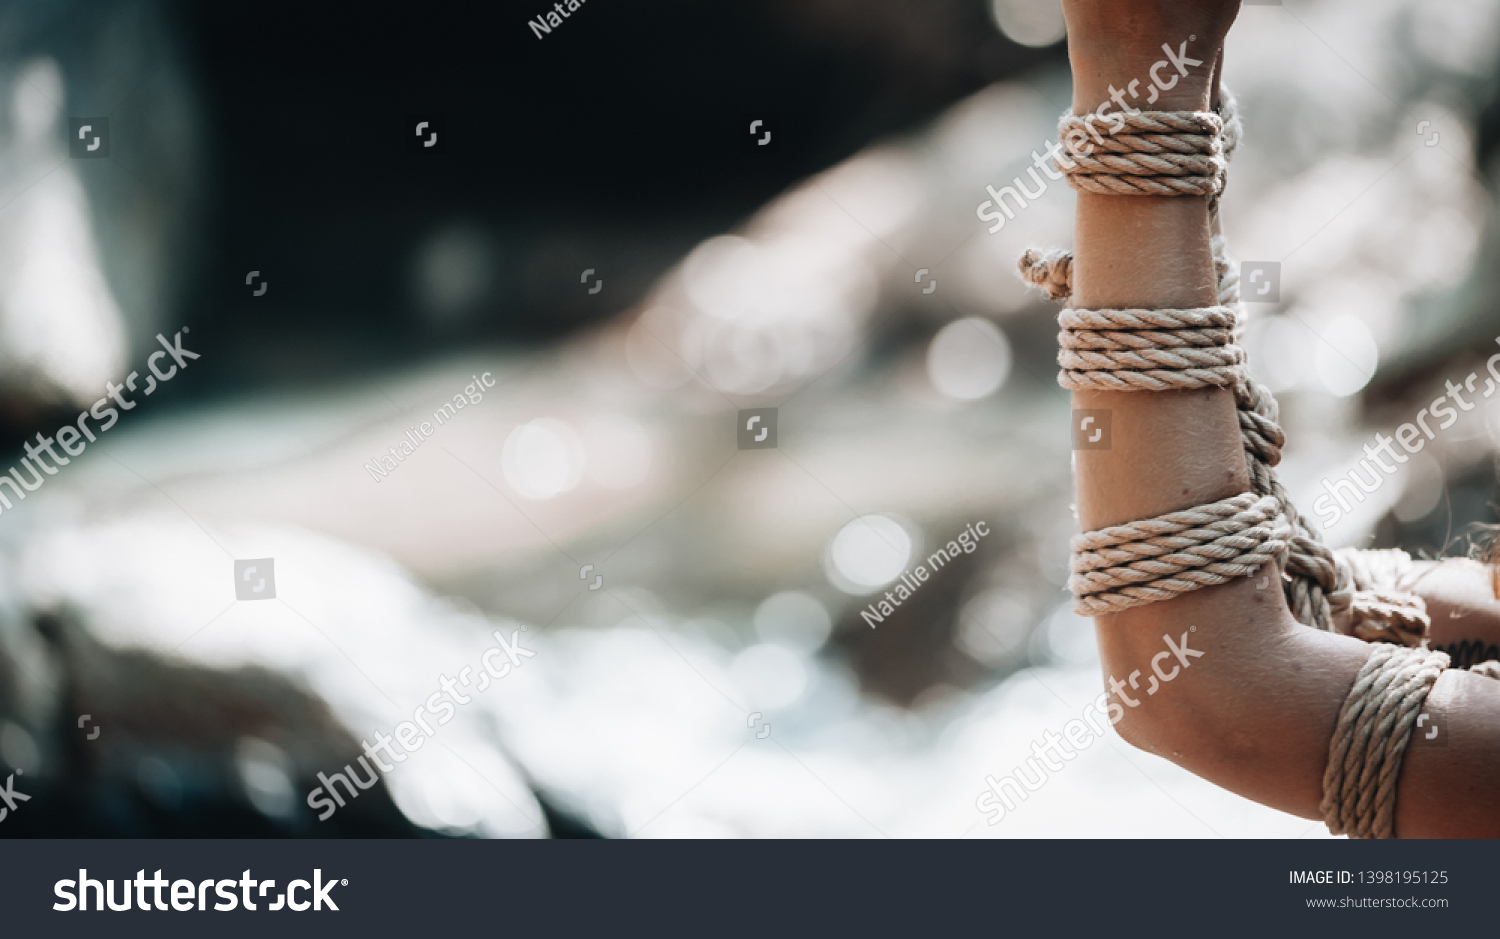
<box><xmin>1018</xmin><ymin>247</ymin><xmax>1073</xmax><ymax>303</ymax></box>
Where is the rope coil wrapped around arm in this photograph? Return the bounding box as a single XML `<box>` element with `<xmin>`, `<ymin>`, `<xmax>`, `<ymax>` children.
<box><xmin>1069</xmin><ymin>493</ymin><xmax>1290</xmax><ymax>616</ymax></box>
<box><xmin>1321</xmin><ymin>646</ymin><xmax>1450</xmax><ymax>839</ymax></box>
<box><xmin>1058</xmin><ymin>109</ymin><xmax>1226</xmax><ymax>198</ymax></box>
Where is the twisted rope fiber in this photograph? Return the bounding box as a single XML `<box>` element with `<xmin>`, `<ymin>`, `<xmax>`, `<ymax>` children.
<box><xmin>1024</xmin><ymin>87</ymin><xmax>1447</xmax><ymax>838</ymax></box>
<box><xmin>1059</xmin><ymin>109</ymin><xmax>1225</xmax><ymax>197</ymax></box>
<box><xmin>1321</xmin><ymin>646</ymin><xmax>1449</xmax><ymax>839</ymax></box>
<box><xmin>1018</xmin><ymin>247</ymin><xmax>1073</xmax><ymax>302</ymax></box>
<box><xmin>1337</xmin><ymin>547</ymin><xmax>1428</xmax><ymax>646</ymax></box>
<box><xmin>1058</xmin><ymin>306</ymin><xmax>1244</xmax><ymax>392</ymax></box>
<box><xmin>1070</xmin><ymin>494</ymin><xmax>1291</xmax><ymax>616</ymax></box>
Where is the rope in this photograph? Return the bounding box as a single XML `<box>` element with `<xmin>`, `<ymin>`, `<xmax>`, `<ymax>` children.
<box><xmin>1059</xmin><ymin>109</ymin><xmax>1226</xmax><ymax>197</ymax></box>
<box><xmin>1070</xmin><ymin>493</ymin><xmax>1290</xmax><ymax>616</ymax></box>
<box><xmin>1321</xmin><ymin>646</ymin><xmax>1449</xmax><ymax>839</ymax></box>
<box><xmin>1021</xmin><ymin>89</ymin><xmax>1242</xmax><ymax>297</ymax></box>
<box><xmin>1023</xmin><ymin>87</ymin><xmax>1449</xmax><ymax>839</ymax></box>
<box><xmin>1018</xmin><ymin>248</ymin><xmax>1073</xmax><ymax>302</ymax></box>
<box><xmin>1053</xmin><ymin>277</ymin><xmax>1349</xmax><ymax>622</ymax></box>
<box><xmin>1057</xmin><ymin>306</ymin><xmax>1243</xmax><ymax>392</ymax></box>
<box><xmin>1472</xmin><ymin>660</ymin><xmax>1500</xmax><ymax>680</ymax></box>
<box><xmin>1337</xmin><ymin>547</ymin><xmax>1428</xmax><ymax>647</ymax></box>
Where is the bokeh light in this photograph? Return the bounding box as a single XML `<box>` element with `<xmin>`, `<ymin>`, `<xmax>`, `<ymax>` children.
<box><xmin>1314</xmin><ymin>314</ymin><xmax>1379</xmax><ymax>398</ymax></box>
<box><xmin>989</xmin><ymin>0</ymin><xmax>1066</xmax><ymax>48</ymax></box>
<box><xmin>927</xmin><ymin>317</ymin><xmax>1012</xmax><ymax>400</ymax></box>
<box><xmin>753</xmin><ymin>590</ymin><xmax>833</xmax><ymax>655</ymax></box>
<box><xmin>501</xmin><ymin>418</ymin><xmax>586</xmax><ymax>500</ymax></box>
<box><xmin>583</xmin><ymin>414</ymin><xmax>652</xmax><ymax>490</ymax></box>
<box><xmin>731</xmin><ymin>643</ymin><xmax>808</xmax><ymax>709</ymax></box>
<box><xmin>825</xmin><ymin>515</ymin><xmax>913</xmax><ymax>593</ymax></box>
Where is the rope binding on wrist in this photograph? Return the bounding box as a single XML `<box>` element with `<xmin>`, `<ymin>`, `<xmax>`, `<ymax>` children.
<box><xmin>1058</xmin><ymin>108</ymin><xmax>1227</xmax><ymax>198</ymax></box>
<box><xmin>1321</xmin><ymin>646</ymin><xmax>1449</xmax><ymax>839</ymax></box>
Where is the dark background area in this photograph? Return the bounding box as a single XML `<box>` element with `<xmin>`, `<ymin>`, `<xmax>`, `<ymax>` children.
<box><xmin>167</xmin><ymin>0</ymin><xmax>1062</xmax><ymax>384</ymax></box>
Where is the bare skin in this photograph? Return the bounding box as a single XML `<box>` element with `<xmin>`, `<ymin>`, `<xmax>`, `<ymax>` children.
<box><xmin>1062</xmin><ymin>0</ymin><xmax>1500</xmax><ymax>837</ymax></box>
<box><xmin>1406</xmin><ymin>560</ymin><xmax>1500</xmax><ymax>659</ymax></box>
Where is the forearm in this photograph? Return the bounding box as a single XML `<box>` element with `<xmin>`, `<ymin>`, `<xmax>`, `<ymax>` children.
<box><xmin>1067</xmin><ymin>39</ymin><xmax>1369</xmax><ymax>820</ymax></box>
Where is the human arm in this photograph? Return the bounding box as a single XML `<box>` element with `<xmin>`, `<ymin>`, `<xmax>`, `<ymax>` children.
<box><xmin>1061</xmin><ymin>0</ymin><xmax>1500</xmax><ymax>835</ymax></box>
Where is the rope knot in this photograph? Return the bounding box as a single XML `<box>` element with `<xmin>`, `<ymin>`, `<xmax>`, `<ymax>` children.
<box><xmin>1018</xmin><ymin>248</ymin><xmax>1073</xmax><ymax>302</ymax></box>
<box><xmin>1335</xmin><ymin>547</ymin><xmax>1431</xmax><ymax>646</ymax></box>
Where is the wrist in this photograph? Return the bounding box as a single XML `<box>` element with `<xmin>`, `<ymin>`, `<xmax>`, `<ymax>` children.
<box><xmin>1068</xmin><ymin>39</ymin><xmax>1220</xmax><ymax>115</ymax></box>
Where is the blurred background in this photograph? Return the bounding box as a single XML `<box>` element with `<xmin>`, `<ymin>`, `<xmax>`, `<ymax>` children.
<box><xmin>0</xmin><ymin>0</ymin><xmax>1497</xmax><ymax>838</ymax></box>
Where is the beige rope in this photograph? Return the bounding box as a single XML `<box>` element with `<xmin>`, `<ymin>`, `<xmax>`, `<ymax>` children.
<box><xmin>1070</xmin><ymin>493</ymin><xmax>1290</xmax><ymax>616</ymax></box>
<box><xmin>1054</xmin><ymin>292</ymin><xmax>1307</xmax><ymax>615</ymax></box>
<box><xmin>1021</xmin><ymin>89</ymin><xmax>1242</xmax><ymax>299</ymax></box>
<box><xmin>1018</xmin><ymin>248</ymin><xmax>1073</xmax><ymax>302</ymax></box>
<box><xmin>1058</xmin><ymin>110</ymin><xmax>1225</xmax><ymax>197</ymax></box>
<box><xmin>1321</xmin><ymin>646</ymin><xmax>1449</xmax><ymax>839</ymax></box>
<box><xmin>1337</xmin><ymin>547</ymin><xmax>1428</xmax><ymax>646</ymax></box>
<box><xmin>1057</xmin><ymin>306</ymin><xmax>1243</xmax><ymax>392</ymax></box>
